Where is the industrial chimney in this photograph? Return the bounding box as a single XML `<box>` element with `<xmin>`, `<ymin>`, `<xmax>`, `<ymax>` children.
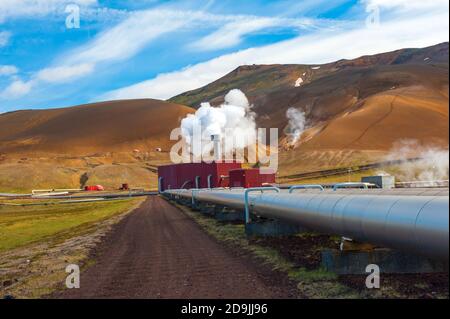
<box><xmin>211</xmin><ymin>134</ymin><xmax>222</xmax><ymax>162</ymax></box>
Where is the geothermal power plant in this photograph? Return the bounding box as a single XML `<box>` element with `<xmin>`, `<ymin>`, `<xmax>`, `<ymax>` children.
<box><xmin>1</xmin><ymin>39</ymin><xmax>448</xmax><ymax>300</ymax></box>
<box><xmin>157</xmin><ymin>136</ymin><xmax>449</xmax><ymax>265</ymax></box>
<box><xmin>158</xmin><ymin>157</ymin><xmax>449</xmax><ymax>272</ymax></box>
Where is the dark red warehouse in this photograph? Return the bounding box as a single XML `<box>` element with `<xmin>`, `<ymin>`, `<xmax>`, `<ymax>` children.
<box><xmin>229</xmin><ymin>168</ymin><xmax>276</xmax><ymax>188</ymax></box>
<box><xmin>158</xmin><ymin>162</ymin><xmax>242</xmax><ymax>191</ymax></box>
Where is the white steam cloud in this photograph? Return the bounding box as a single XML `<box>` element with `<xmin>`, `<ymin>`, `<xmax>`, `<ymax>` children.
<box><xmin>285</xmin><ymin>107</ymin><xmax>307</xmax><ymax>146</ymax></box>
<box><xmin>180</xmin><ymin>89</ymin><xmax>256</xmax><ymax>158</ymax></box>
<box><xmin>382</xmin><ymin>140</ymin><xmax>449</xmax><ymax>185</ymax></box>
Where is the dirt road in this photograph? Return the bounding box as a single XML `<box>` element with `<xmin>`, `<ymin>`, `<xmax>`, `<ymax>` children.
<box><xmin>55</xmin><ymin>196</ymin><xmax>296</xmax><ymax>299</ymax></box>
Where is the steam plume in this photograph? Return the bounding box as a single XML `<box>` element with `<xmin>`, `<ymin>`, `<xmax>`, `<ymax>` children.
<box><xmin>285</xmin><ymin>107</ymin><xmax>306</xmax><ymax>145</ymax></box>
<box><xmin>180</xmin><ymin>89</ymin><xmax>256</xmax><ymax>158</ymax></box>
<box><xmin>382</xmin><ymin>140</ymin><xmax>449</xmax><ymax>185</ymax></box>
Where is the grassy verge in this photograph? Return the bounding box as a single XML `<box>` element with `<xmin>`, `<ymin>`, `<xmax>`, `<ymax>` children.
<box><xmin>0</xmin><ymin>197</ymin><xmax>144</xmax><ymax>298</ymax></box>
<box><xmin>0</xmin><ymin>198</ymin><xmax>143</xmax><ymax>253</ymax></box>
<box><xmin>0</xmin><ymin>188</ymin><xmax>31</xmax><ymax>194</ymax></box>
<box><xmin>170</xmin><ymin>199</ymin><xmax>360</xmax><ymax>299</ymax></box>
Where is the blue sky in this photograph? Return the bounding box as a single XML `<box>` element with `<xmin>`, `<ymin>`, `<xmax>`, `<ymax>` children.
<box><xmin>0</xmin><ymin>0</ymin><xmax>448</xmax><ymax>112</ymax></box>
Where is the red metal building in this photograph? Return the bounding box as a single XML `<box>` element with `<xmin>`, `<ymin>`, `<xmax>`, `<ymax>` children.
<box><xmin>229</xmin><ymin>168</ymin><xmax>276</xmax><ymax>188</ymax></box>
<box><xmin>84</xmin><ymin>185</ymin><xmax>104</xmax><ymax>191</ymax></box>
<box><xmin>158</xmin><ymin>162</ymin><xmax>242</xmax><ymax>191</ymax></box>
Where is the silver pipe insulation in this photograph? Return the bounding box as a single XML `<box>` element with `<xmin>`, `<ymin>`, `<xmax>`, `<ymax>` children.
<box><xmin>252</xmin><ymin>193</ymin><xmax>448</xmax><ymax>260</ymax></box>
<box><xmin>165</xmin><ymin>189</ymin><xmax>449</xmax><ymax>260</ymax></box>
<box><xmin>195</xmin><ymin>176</ymin><xmax>200</xmax><ymax>189</ymax></box>
<box><xmin>207</xmin><ymin>175</ymin><xmax>212</xmax><ymax>189</ymax></box>
<box><xmin>332</xmin><ymin>182</ymin><xmax>370</xmax><ymax>190</ymax></box>
<box><xmin>158</xmin><ymin>177</ymin><xmax>163</xmax><ymax>193</ymax></box>
<box><xmin>284</xmin><ymin>188</ymin><xmax>449</xmax><ymax>196</ymax></box>
<box><xmin>289</xmin><ymin>185</ymin><xmax>324</xmax><ymax>192</ymax></box>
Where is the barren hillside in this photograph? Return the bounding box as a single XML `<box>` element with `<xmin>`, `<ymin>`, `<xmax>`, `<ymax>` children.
<box><xmin>0</xmin><ymin>99</ymin><xmax>194</xmax><ymax>191</ymax></box>
<box><xmin>171</xmin><ymin>43</ymin><xmax>449</xmax><ymax>175</ymax></box>
<box><xmin>0</xmin><ymin>43</ymin><xmax>448</xmax><ymax>191</ymax></box>
<box><xmin>0</xmin><ymin>99</ymin><xmax>193</xmax><ymax>156</ymax></box>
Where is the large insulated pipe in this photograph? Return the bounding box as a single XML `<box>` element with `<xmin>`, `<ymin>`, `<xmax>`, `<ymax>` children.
<box><xmin>158</xmin><ymin>177</ymin><xmax>163</xmax><ymax>193</ymax></box>
<box><xmin>333</xmin><ymin>182</ymin><xmax>370</xmax><ymax>190</ymax></box>
<box><xmin>244</xmin><ymin>187</ymin><xmax>280</xmax><ymax>223</ymax></box>
<box><xmin>289</xmin><ymin>185</ymin><xmax>324</xmax><ymax>192</ymax></box>
<box><xmin>207</xmin><ymin>175</ymin><xmax>213</xmax><ymax>189</ymax></box>
<box><xmin>195</xmin><ymin>176</ymin><xmax>201</xmax><ymax>189</ymax></box>
<box><xmin>283</xmin><ymin>188</ymin><xmax>449</xmax><ymax>196</ymax></box>
<box><xmin>253</xmin><ymin>193</ymin><xmax>449</xmax><ymax>260</ymax></box>
<box><xmin>165</xmin><ymin>189</ymin><xmax>449</xmax><ymax>260</ymax></box>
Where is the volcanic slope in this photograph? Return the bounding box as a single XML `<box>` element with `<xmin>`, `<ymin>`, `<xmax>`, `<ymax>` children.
<box><xmin>170</xmin><ymin>42</ymin><xmax>449</xmax><ymax>175</ymax></box>
<box><xmin>1</xmin><ymin>44</ymin><xmax>448</xmax><ymax>191</ymax></box>
<box><xmin>0</xmin><ymin>99</ymin><xmax>193</xmax><ymax>155</ymax></box>
<box><xmin>0</xmin><ymin>99</ymin><xmax>194</xmax><ymax>191</ymax></box>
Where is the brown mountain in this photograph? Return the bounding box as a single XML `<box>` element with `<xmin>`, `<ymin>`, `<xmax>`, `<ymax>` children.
<box><xmin>0</xmin><ymin>99</ymin><xmax>193</xmax><ymax>156</ymax></box>
<box><xmin>170</xmin><ymin>43</ymin><xmax>449</xmax><ymax>175</ymax></box>
<box><xmin>0</xmin><ymin>99</ymin><xmax>193</xmax><ymax>191</ymax></box>
<box><xmin>0</xmin><ymin>43</ymin><xmax>448</xmax><ymax>192</ymax></box>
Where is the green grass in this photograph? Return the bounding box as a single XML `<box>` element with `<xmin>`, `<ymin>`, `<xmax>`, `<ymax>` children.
<box><xmin>0</xmin><ymin>198</ymin><xmax>142</xmax><ymax>252</ymax></box>
<box><xmin>288</xmin><ymin>267</ymin><xmax>337</xmax><ymax>283</ymax></box>
<box><xmin>0</xmin><ymin>188</ymin><xmax>32</xmax><ymax>194</ymax></box>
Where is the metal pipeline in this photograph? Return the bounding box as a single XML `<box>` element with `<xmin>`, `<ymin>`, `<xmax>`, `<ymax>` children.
<box><xmin>244</xmin><ymin>187</ymin><xmax>280</xmax><ymax>223</ymax></box>
<box><xmin>158</xmin><ymin>177</ymin><xmax>163</xmax><ymax>193</ymax></box>
<box><xmin>207</xmin><ymin>175</ymin><xmax>213</xmax><ymax>189</ymax></box>
<box><xmin>332</xmin><ymin>182</ymin><xmax>371</xmax><ymax>190</ymax></box>
<box><xmin>253</xmin><ymin>193</ymin><xmax>448</xmax><ymax>260</ymax></box>
<box><xmin>180</xmin><ymin>180</ymin><xmax>192</xmax><ymax>190</ymax></box>
<box><xmin>195</xmin><ymin>176</ymin><xmax>201</xmax><ymax>189</ymax></box>
<box><xmin>289</xmin><ymin>185</ymin><xmax>324</xmax><ymax>192</ymax></box>
<box><xmin>165</xmin><ymin>188</ymin><xmax>449</xmax><ymax>260</ymax></box>
<box><xmin>283</xmin><ymin>188</ymin><xmax>449</xmax><ymax>196</ymax></box>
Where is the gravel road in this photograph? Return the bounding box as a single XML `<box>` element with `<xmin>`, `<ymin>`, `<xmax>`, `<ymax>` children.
<box><xmin>56</xmin><ymin>196</ymin><xmax>296</xmax><ymax>299</ymax></box>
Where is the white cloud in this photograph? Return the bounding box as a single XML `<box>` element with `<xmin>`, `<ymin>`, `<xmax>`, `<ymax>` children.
<box><xmin>4</xmin><ymin>8</ymin><xmax>322</xmax><ymax>99</ymax></box>
<box><xmin>0</xmin><ymin>65</ymin><xmax>18</xmax><ymax>76</ymax></box>
<box><xmin>190</xmin><ymin>16</ymin><xmax>316</xmax><ymax>51</ymax></box>
<box><xmin>37</xmin><ymin>63</ymin><xmax>94</xmax><ymax>83</ymax></box>
<box><xmin>0</xmin><ymin>9</ymin><xmax>198</xmax><ymax>98</ymax></box>
<box><xmin>0</xmin><ymin>31</ymin><xmax>10</xmax><ymax>46</ymax></box>
<box><xmin>2</xmin><ymin>2</ymin><xmax>448</xmax><ymax>105</ymax></box>
<box><xmin>363</xmin><ymin>0</ymin><xmax>448</xmax><ymax>10</ymax></box>
<box><xmin>101</xmin><ymin>7</ymin><xmax>449</xmax><ymax>101</ymax></box>
<box><xmin>0</xmin><ymin>0</ymin><xmax>98</xmax><ymax>22</ymax></box>
<box><xmin>0</xmin><ymin>80</ymin><xmax>33</xmax><ymax>99</ymax></box>
<box><xmin>68</xmin><ymin>10</ymin><xmax>193</xmax><ymax>66</ymax></box>
<box><xmin>0</xmin><ymin>64</ymin><xmax>93</xmax><ymax>100</ymax></box>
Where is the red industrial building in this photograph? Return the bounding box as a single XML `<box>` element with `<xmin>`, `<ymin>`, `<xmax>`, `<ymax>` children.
<box><xmin>158</xmin><ymin>162</ymin><xmax>277</xmax><ymax>191</ymax></box>
<box><xmin>84</xmin><ymin>185</ymin><xmax>104</xmax><ymax>191</ymax></box>
<box><xmin>158</xmin><ymin>162</ymin><xmax>242</xmax><ymax>191</ymax></box>
<box><xmin>229</xmin><ymin>168</ymin><xmax>276</xmax><ymax>188</ymax></box>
